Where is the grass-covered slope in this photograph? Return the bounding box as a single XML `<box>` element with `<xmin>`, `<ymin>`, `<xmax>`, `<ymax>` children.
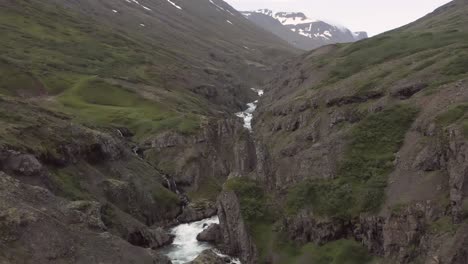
<box><xmin>246</xmin><ymin>0</ymin><xmax>468</xmax><ymax>262</ymax></box>
<box><xmin>0</xmin><ymin>0</ymin><xmax>297</xmax><ymax>141</ymax></box>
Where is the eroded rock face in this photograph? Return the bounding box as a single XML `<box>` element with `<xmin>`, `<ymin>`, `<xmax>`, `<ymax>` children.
<box><xmin>217</xmin><ymin>191</ymin><xmax>257</xmax><ymax>264</ymax></box>
<box><xmin>0</xmin><ymin>172</ymin><xmax>169</xmax><ymax>264</ymax></box>
<box><xmin>189</xmin><ymin>249</ymin><xmax>227</xmax><ymax>264</ymax></box>
<box><xmin>177</xmin><ymin>201</ymin><xmax>217</xmax><ymax>223</ymax></box>
<box><xmin>100</xmin><ymin>178</ymin><xmax>181</xmax><ymax>226</ymax></box>
<box><xmin>100</xmin><ymin>203</ymin><xmax>174</xmax><ymax>249</ymax></box>
<box><xmin>282</xmin><ymin>211</ymin><xmax>351</xmax><ymax>245</ymax></box>
<box><xmin>197</xmin><ymin>223</ymin><xmax>222</xmax><ymax>244</ymax></box>
<box><xmin>145</xmin><ymin>118</ymin><xmax>257</xmax><ymax>193</ymax></box>
<box><xmin>445</xmin><ymin>127</ymin><xmax>468</xmax><ymax>224</ymax></box>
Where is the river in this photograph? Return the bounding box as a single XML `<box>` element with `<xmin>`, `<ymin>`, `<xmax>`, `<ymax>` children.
<box><xmin>161</xmin><ymin>89</ymin><xmax>263</xmax><ymax>263</ymax></box>
<box><xmin>160</xmin><ymin>216</ymin><xmax>240</xmax><ymax>263</ymax></box>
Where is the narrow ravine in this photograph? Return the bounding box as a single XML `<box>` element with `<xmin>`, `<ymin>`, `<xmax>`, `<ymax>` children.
<box><xmin>160</xmin><ymin>216</ymin><xmax>240</xmax><ymax>263</ymax></box>
<box><xmin>235</xmin><ymin>88</ymin><xmax>264</xmax><ymax>130</ymax></box>
<box><xmin>160</xmin><ymin>88</ymin><xmax>264</xmax><ymax>263</ymax></box>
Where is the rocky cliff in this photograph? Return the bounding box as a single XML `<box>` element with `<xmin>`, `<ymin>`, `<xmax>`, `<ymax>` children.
<box><xmin>0</xmin><ymin>0</ymin><xmax>296</xmax><ymax>262</ymax></box>
<box><xmin>215</xmin><ymin>0</ymin><xmax>468</xmax><ymax>263</ymax></box>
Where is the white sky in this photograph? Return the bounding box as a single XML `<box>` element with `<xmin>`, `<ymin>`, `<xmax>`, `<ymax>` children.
<box><xmin>225</xmin><ymin>0</ymin><xmax>452</xmax><ymax>36</ymax></box>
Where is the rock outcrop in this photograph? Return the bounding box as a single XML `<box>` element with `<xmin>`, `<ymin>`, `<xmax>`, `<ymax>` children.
<box><xmin>145</xmin><ymin>118</ymin><xmax>257</xmax><ymax>195</ymax></box>
<box><xmin>197</xmin><ymin>223</ymin><xmax>222</xmax><ymax>244</ymax></box>
<box><xmin>177</xmin><ymin>201</ymin><xmax>217</xmax><ymax>223</ymax></box>
<box><xmin>217</xmin><ymin>191</ymin><xmax>257</xmax><ymax>263</ymax></box>
<box><xmin>190</xmin><ymin>249</ymin><xmax>228</xmax><ymax>264</ymax></box>
<box><xmin>0</xmin><ymin>172</ymin><xmax>170</xmax><ymax>264</ymax></box>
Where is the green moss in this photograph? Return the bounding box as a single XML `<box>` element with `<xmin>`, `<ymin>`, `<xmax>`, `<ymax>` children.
<box><xmin>442</xmin><ymin>53</ymin><xmax>468</xmax><ymax>75</ymax></box>
<box><xmin>188</xmin><ymin>176</ymin><xmax>222</xmax><ymax>202</ymax></box>
<box><xmin>390</xmin><ymin>203</ymin><xmax>408</xmax><ymax>214</ymax></box>
<box><xmin>287</xmin><ymin>105</ymin><xmax>419</xmax><ymax>217</ymax></box>
<box><xmin>50</xmin><ymin>169</ymin><xmax>89</xmax><ymax>200</ymax></box>
<box><xmin>463</xmin><ymin>121</ymin><xmax>468</xmax><ymax>139</ymax></box>
<box><xmin>294</xmin><ymin>240</ymin><xmax>373</xmax><ymax>264</ymax></box>
<box><xmin>151</xmin><ymin>185</ymin><xmax>180</xmax><ymax>211</ymax></box>
<box><xmin>0</xmin><ymin>61</ymin><xmax>42</xmax><ymax>96</ymax></box>
<box><xmin>225</xmin><ymin>177</ymin><xmax>271</xmax><ymax>225</ymax></box>
<box><xmin>57</xmin><ymin>77</ymin><xmax>200</xmax><ymax>139</ymax></box>
<box><xmin>429</xmin><ymin>216</ymin><xmax>457</xmax><ymax>235</ymax></box>
<box><xmin>435</xmin><ymin>104</ymin><xmax>468</xmax><ymax>127</ymax></box>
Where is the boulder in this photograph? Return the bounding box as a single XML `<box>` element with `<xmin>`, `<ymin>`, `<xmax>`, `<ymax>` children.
<box><xmin>197</xmin><ymin>223</ymin><xmax>221</xmax><ymax>243</ymax></box>
<box><xmin>2</xmin><ymin>151</ymin><xmax>43</xmax><ymax>176</ymax></box>
<box><xmin>217</xmin><ymin>191</ymin><xmax>257</xmax><ymax>263</ymax></box>
<box><xmin>177</xmin><ymin>201</ymin><xmax>217</xmax><ymax>223</ymax></box>
<box><xmin>189</xmin><ymin>249</ymin><xmax>227</xmax><ymax>264</ymax></box>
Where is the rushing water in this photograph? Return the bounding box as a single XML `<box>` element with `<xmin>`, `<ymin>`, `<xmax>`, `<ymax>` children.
<box><xmin>161</xmin><ymin>216</ymin><xmax>240</xmax><ymax>264</ymax></box>
<box><xmin>161</xmin><ymin>88</ymin><xmax>262</xmax><ymax>263</ymax></box>
<box><xmin>235</xmin><ymin>88</ymin><xmax>264</xmax><ymax>131</ymax></box>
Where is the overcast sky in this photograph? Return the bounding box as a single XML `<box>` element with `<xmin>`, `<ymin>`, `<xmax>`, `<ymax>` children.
<box><xmin>225</xmin><ymin>0</ymin><xmax>452</xmax><ymax>36</ymax></box>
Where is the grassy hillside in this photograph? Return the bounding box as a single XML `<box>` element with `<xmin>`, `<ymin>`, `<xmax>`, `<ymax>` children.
<box><xmin>0</xmin><ymin>0</ymin><xmax>296</xmax><ymax>141</ymax></box>
<box><xmin>250</xmin><ymin>1</ymin><xmax>468</xmax><ymax>262</ymax></box>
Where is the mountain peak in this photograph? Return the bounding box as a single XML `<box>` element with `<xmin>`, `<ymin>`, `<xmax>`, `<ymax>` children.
<box><xmin>274</xmin><ymin>12</ymin><xmax>319</xmax><ymax>25</ymax></box>
<box><xmin>242</xmin><ymin>9</ymin><xmax>368</xmax><ymax>50</ymax></box>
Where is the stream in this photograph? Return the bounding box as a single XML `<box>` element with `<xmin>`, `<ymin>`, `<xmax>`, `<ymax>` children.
<box><xmin>161</xmin><ymin>89</ymin><xmax>263</xmax><ymax>263</ymax></box>
<box><xmin>160</xmin><ymin>216</ymin><xmax>240</xmax><ymax>263</ymax></box>
<box><xmin>235</xmin><ymin>88</ymin><xmax>264</xmax><ymax>130</ymax></box>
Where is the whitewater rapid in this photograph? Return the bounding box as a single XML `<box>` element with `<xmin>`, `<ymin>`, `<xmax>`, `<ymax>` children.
<box><xmin>161</xmin><ymin>216</ymin><xmax>240</xmax><ymax>263</ymax></box>
<box><xmin>161</xmin><ymin>88</ymin><xmax>263</xmax><ymax>263</ymax></box>
<box><xmin>235</xmin><ymin>88</ymin><xmax>264</xmax><ymax>130</ymax></box>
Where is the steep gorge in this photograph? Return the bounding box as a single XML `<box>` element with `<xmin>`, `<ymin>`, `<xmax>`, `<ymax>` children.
<box><xmin>215</xmin><ymin>0</ymin><xmax>468</xmax><ymax>263</ymax></box>
<box><xmin>1</xmin><ymin>0</ymin><xmax>468</xmax><ymax>263</ymax></box>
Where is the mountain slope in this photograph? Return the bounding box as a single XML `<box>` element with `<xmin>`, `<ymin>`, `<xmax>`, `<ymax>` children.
<box><xmin>217</xmin><ymin>0</ymin><xmax>468</xmax><ymax>263</ymax></box>
<box><xmin>0</xmin><ymin>0</ymin><xmax>298</xmax><ymax>263</ymax></box>
<box><xmin>242</xmin><ymin>9</ymin><xmax>368</xmax><ymax>50</ymax></box>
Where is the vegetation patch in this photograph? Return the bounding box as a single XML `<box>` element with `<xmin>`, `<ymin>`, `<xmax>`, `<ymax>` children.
<box><xmin>50</xmin><ymin>169</ymin><xmax>89</xmax><ymax>200</ymax></box>
<box><xmin>435</xmin><ymin>104</ymin><xmax>468</xmax><ymax>127</ymax></box>
<box><xmin>287</xmin><ymin>105</ymin><xmax>419</xmax><ymax>217</ymax></box>
<box><xmin>57</xmin><ymin>77</ymin><xmax>200</xmax><ymax>139</ymax></box>
<box><xmin>225</xmin><ymin>177</ymin><xmax>272</xmax><ymax>224</ymax></box>
<box><xmin>151</xmin><ymin>185</ymin><xmax>180</xmax><ymax>211</ymax></box>
<box><xmin>294</xmin><ymin>240</ymin><xmax>374</xmax><ymax>264</ymax></box>
<box><xmin>429</xmin><ymin>216</ymin><xmax>457</xmax><ymax>235</ymax></box>
<box><xmin>442</xmin><ymin>52</ymin><xmax>468</xmax><ymax>75</ymax></box>
<box><xmin>328</xmin><ymin>30</ymin><xmax>468</xmax><ymax>83</ymax></box>
<box><xmin>188</xmin><ymin>176</ymin><xmax>222</xmax><ymax>202</ymax></box>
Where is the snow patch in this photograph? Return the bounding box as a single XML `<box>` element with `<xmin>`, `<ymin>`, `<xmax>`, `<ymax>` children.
<box><xmin>167</xmin><ymin>0</ymin><xmax>182</xmax><ymax>10</ymax></box>
<box><xmin>226</xmin><ymin>20</ymin><xmax>233</xmax><ymax>25</ymax></box>
<box><xmin>124</xmin><ymin>0</ymin><xmax>152</xmax><ymax>11</ymax></box>
<box><xmin>112</xmin><ymin>9</ymin><xmax>118</xmax><ymax>13</ymax></box>
<box><xmin>210</xmin><ymin>0</ymin><xmax>234</xmax><ymax>15</ymax></box>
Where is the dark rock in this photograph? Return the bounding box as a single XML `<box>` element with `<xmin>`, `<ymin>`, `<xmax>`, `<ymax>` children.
<box><xmin>115</xmin><ymin>127</ymin><xmax>134</xmax><ymax>138</ymax></box>
<box><xmin>1</xmin><ymin>151</ymin><xmax>43</xmax><ymax>176</ymax></box>
<box><xmin>100</xmin><ymin>203</ymin><xmax>174</xmax><ymax>249</ymax></box>
<box><xmin>177</xmin><ymin>201</ymin><xmax>217</xmax><ymax>223</ymax></box>
<box><xmin>0</xmin><ymin>172</ymin><xmax>167</xmax><ymax>264</ymax></box>
<box><xmin>445</xmin><ymin>127</ymin><xmax>468</xmax><ymax>224</ymax></box>
<box><xmin>217</xmin><ymin>191</ymin><xmax>257</xmax><ymax>264</ymax></box>
<box><xmin>100</xmin><ymin>179</ymin><xmax>181</xmax><ymax>226</ymax></box>
<box><xmin>413</xmin><ymin>146</ymin><xmax>443</xmax><ymax>171</ymax></box>
<box><xmin>189</xmin><ymin>249</ymin><xmax>225</xmax><ymax>264</ymax></box>
<box><xmin>197</xmin><ymin>223</ymin><xmax>221</xmax><ymax>243</ymax></box>
<box><xmin>392</xmin><ymin>83</ymin><xmax>428</xmax><ymax>99</ymax></box>
<box><xmin>66</xmin><ymin>200</ymin><xmax>107</xmax><ymax>231</ymax></box>
<box><xmin>127</xmin><ymin>227</ymin><xmax>174</xmax><ymax>249</ymax></box>
<box><xmin>326</xmin><ymin>91</ymin><xmax>384</xmax><ymax>107</ymax></box>
<box><xmin>282</xmin><ymin>211</ymin><xmax>351</xmax><ymax>245</ymax></box>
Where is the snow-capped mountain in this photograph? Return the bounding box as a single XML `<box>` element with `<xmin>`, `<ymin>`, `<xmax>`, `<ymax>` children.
<box><xmin>241</xmin><ymin>9</ymin><xmax>368</xmax><ymax>50</ymax></box>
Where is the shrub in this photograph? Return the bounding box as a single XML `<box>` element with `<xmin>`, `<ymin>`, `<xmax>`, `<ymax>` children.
<box><xmin>287</xmin><ymin>105</ymin><xmax>419</xmax><ymax>217</ymax></box>
<box><xmin>225</xmin><ymin>177</ymin><xmax>271</xmax><ymax>224</ymax></box>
